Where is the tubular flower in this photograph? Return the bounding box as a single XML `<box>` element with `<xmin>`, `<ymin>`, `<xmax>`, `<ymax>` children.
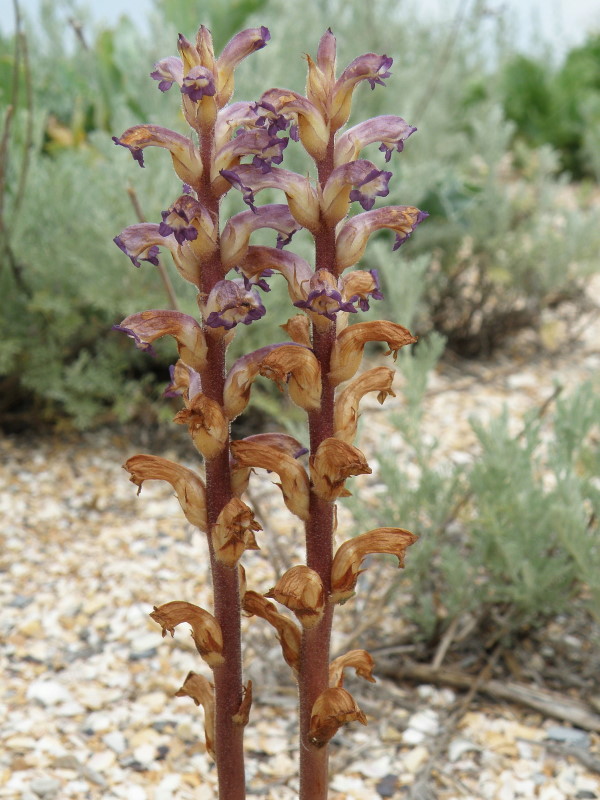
<box><xmin>150</xmin><ymin>601</ymin><xmax>224</xmax><ymax>666</ymax></box>
<box><xmin>239</xmin><ymin>246</ymin><xmax>312</xmax><ymax>306</ymax></box>
<box><xmin>174</xmin><ymin>672</ymin><xmax>215</xmax><ymax>759</ymax></box>
<box><xmin>330</xmin><ymin>527</ymin><xmax>419</xmax><ymax>604</ymax></box>
<box><xmin>223</xmin><ymin>343</ymin><xmax>287</xmax><ymax>420</ymax></box>
<box><xmin>259</xmin><ymin>88</ymin><xmax>329</xmax><ymax>160</ymax></box>
<box><xmin>242</xmin><ymin>590</ymin><xmax>301</xmax><ymax>673</ymax></box>
<box><xmin>340</xmin><ymin>268</ymin><xmax>384</xmax><ymax>312</ymax></box>
<box><xmin>321</xmin><ymin>160</ymin><xmax>392</xmax><ymax>227</ymax></box>
<box><xmin>211</xmin><ymin>497</ymin><xmax>261</xmax><ymax>567</ymax></box>
<box><xmin>309</xmin><ymin>438</ymin><xmax>372</xmax><ymax>502</ymax></box>
<box><xmin>200</xmin><ymin>279</ymin><xmax>266</xmax><ymax>331</ymax></box>
<box><xmin>294</xmin><ymin>269</ymin><xmax>358</xmax><ymax>328</ymax></box>
<box><xmin>220</xmin><ymin>204</ymin><xmax>302</xmax><ymax>270</ymax></box>
<box><xmin>334</xmin><ymin>115</ymin><xmax>417</xmax><ymax>166</ymax></box>
<box><xmin>123</xmin><ymin>454</ymin><xmax>207</xmax><ymax>531</ymax></box>
<box><xmin>173</xmin><ymin>393</ymin><xmax>229</xmax><ymax>459</ymax></box>
<box><xmin>330</xmin><ymin>52</ymin><xmax>393</xmax><ymax>132</ymax></box>
<box><xmin>259</xmin><ymin>344</ymin><xmax>322</xmax><ymax>411</ymax></box>
<box><xmin>215</xmin><ymin>26</ymin><xmax>271</xmax><ymax>107</ymax></box>
<box><xmin>220</xmin><ymin>165</ymin><xmax>321</xmax><ymax>232</ymax></box>
<box><xmin>308</xmin><ymin>687</ymin><xmax>367</xmax><ymax>747</ymax></box>
<box><xmin>212</xmin><ymin>130</ymin><xmax>288</xmax><ymax>193</ymax></box>
<box><xmin>114</xmin><ymin>310</ymin><xmax>207</xmax><ymax>373</ymax></box>
<box><xmin>114</xmin><ymin>222</ymin><xmax>203</xmax><ymax>286</ymax></box>
<box><xmin>150</xmin><ymin>56</ymin><xmax>184</xmax><ymax>91</ymax></box>
<box><xmin>214</xmin><ymin>100</ymin><xmax>264</xmax><ymax>152</ymax></box>
<box><xmin>181</xmin><ymin>65</ymin><xmax>216</xmax><ymax>102</ymax></box>
<box><xmin>329</xmin><ymin>649</ymin><xmax>376</xmax><ymax>688</ymax></box>
<box><xmin>159</xmin><ymin>195</ymin><xmax>218</xmax><ymax>261</ymax></box>
<box><xmin>230</xmin><ymin>432</ymin><xmax>307</xmax><ymax>498</ymax></box>
<box><xmin>335</xmin><ymin>206</ymin><xmax>428</xmax><ymax>273</ymax></box>
<box><xmin>329</xmin><ymin>320</ymin><xmax>417</xmax><ymax>386</ymax></box>
<box><xmin>334</xmin><ymin>366</ymin><xmax>396</xmax><ymax>444</ymax></box>
<box><xmin>266</xmin><ymin>566</ymin><xmax>325</xmax><ymax>630</ymax></box>
<box><xmin>281</xmin><ymin>315</ymin><xmax>311</xmax><ymax>347</ymax></box>
<box><xmin>230</xmin><ymin>439</ymin><xmax>310</xmax><ymax>520</ymax></box>
<box><xmin>112</xmin><ymin>125</ymin><xmax>203</xmax><ymax>188</ymax></box>
<box><xmin>251</xmin><ymin>100</ymin><xmax>298</xmax><ymax>140</ymax></box>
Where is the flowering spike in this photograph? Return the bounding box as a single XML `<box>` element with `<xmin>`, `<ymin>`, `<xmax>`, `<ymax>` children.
<box><xmin>309</xmin><ymin>438</ymin><xmax>372</xmax><ymax>501</ymax></box>
<box><xmin>212</xmin><ymin>498</ymin><xmax>261</xmax><ymax>567</ymax></box>
<box><xmin>123</xmin><ymin>454</ymin><xmax>207</xmax><ymax>531</ymax></box>
<box><xmin>329</xmin><ymin>320</ymin><xmax>417</xmax><ymax>386</ymax></box>
<box><xmin>329</xmin><ymin>650</ymin><xmax>376</xmax><ymax>688</ymax></box>
<box><xmin>243</xmin><ymin>590</ymin><xmax>301</xmax><ymax>673</ymax></box>
<box><xmin>309</xmin><ymin>687</ymin><xmax>367</xmax><ymax>747</ymax></box>
<box><xmin>174</xmin><ymin>672</ymin><xmax>216</xmax><ymax>759</ymax></box>
<box><xmin>331</xmin><ymin>528</ymin><xmax>419</xmax><ymax>604</ymax></box>
<box><xmin>334</xmin><ymin>366</ymin><xmax>396</xmax><ymax>444</ymax></box>
<box><xmin>150</xmin><ymin>601</ymin><xmax>224</xmax><ymax>666</ymax></box>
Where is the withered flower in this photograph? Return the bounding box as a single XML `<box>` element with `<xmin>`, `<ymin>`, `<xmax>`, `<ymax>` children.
<box><xmin>308</xmin><ymin>687</ymin><xmax>367</xmax><ymax>747</ymax></box>
<box><xmin>329</xmin><ymin>649</ymin><xmax>376</xmax><ymax>688</ymax></box>
<box><xmin>231</xmin><ymin>439</ymin><xmax>310</xmax><ymax>520</ymax></box>
<box><xmin>259</xmin><ymin>344</ymin><xmax>321</xmax><ymax>411</ymax></box>
<box><xmin>329</xmin><ymin>320</ymin><xmax>417</xmax><ymax>386</ymax></box>
<box><xmin>150</xmin><ymin>601</ymin><xmax>224</xmax><ymax>666</ymax></box>
<box><xmin>173</xmin><ymin>393</ymin><xmax>229</xmax><ymax>459</ymax></box>
<box><xmin>330</xmin><ymin>527</ymin><xmax>419</xmax><ymax>604</ymax></box>
<box><xmin>174</xmin><ymin>671</ymin><xmax>215</xmax><ymax>758</ymax></box>
<box><xmin>243</xmin><ymin>590</ymin><xmax>301</xmax><ymax>673</ymax></box>
<box><xmin>280</xmin><ymin>315</ymin><xmax>311</xmax><ymax>347</ymax></box>
<box><xmin>266</xmin><ymin>566</ymin><xmax>325</xmax><ymax>630</ymax></box>
<box><xmin>230</xmin><ymin>432</ymin><xmax>306</xmax><ymax>498</ymax></box>
<box><xmin>212</xmin><ymin>497</ymin><xmax>261</xmax><ymax>567</ymax></box>
<box><xmin>334</xmin><ymin>366</ymin><xmax>396</xmax><ymax>444</ymax></box>
<box><xmin>232</xmin><ymin>680</ymin><xmax>253</xmax><ymax>726</ymax></box>
<box><xmin>123</xmin><ymin>454</ymin><xmax>207</xmax><ymax>531</ymax></box>
<box><xmin>310</xmin><ymin>438</ymin><xmax>371</xmax><ymax>501</ymax></box>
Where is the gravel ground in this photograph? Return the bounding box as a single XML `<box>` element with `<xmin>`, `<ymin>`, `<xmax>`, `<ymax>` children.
<box><xmin>1</xmin><ymin>294</ymin><xmax>599</xmax><ymax>800</ymax></box>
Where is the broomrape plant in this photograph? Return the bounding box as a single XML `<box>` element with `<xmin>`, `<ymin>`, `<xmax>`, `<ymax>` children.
<box><xmin>113</xmin><ymin>23</ymin><xmax>425</xmax><ymax>800</ymax></box>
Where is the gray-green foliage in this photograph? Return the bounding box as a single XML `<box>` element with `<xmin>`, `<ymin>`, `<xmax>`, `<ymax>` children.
<box><xmin>346</xmin><ymin>347</ymin><xmax>600</xmax><ymax>644</ymax></box>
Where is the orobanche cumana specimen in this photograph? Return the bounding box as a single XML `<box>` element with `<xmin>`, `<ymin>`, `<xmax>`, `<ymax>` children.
<box><xmin>112</xmin><ymin>23</ymin><xmax>424</xmax><ymax>800</ymax></box>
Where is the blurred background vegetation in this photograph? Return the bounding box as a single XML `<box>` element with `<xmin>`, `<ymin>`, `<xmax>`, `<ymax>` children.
<box><xmin>1</xmin><ymin>0</ymin><xmax>598</xmax><ymax>662</ymax></box>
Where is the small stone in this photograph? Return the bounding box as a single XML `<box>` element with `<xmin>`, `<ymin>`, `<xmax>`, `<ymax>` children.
<box><xmin>52</xmin><ymin>755</ymin><xmax>81</xmax><ymax>770</ymax></box>
<box><xmin>27</xmin><ymin>680</ymin><xmax>73</xmax><ymax>707</ymax></box>
<box><xmin>102</xmin><ymin>731</ymin><xmax>127</xmax><ymax>754</ymax></box>
<box><xmin>29</xmin><ymin>777</ymin><xmax>61</xmax><ymax>798</ymax></box>
<box><xmin>402</xmin><ymin>745</ymin><xmax>429</xmax><ymax>773</ymax></box>
<box><xmin>448</xmin><ymin>737</ymin><xmax>479</xmax><ymax>762</ymax></box>
<box><xmin>545</xmin><ymin>726</ymin><xmax>590</xmax><ymax>748</ymax></box>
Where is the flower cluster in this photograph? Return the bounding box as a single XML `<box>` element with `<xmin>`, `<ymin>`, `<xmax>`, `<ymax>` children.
<box><xmin>112</xmin><ymin>24</ymin><xmax>423</xmax><ymax>800</ymax></box>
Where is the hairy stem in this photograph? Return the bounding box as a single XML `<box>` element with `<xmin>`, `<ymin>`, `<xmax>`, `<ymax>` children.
<box><xmin>299</xmin><ymin>137</ymin><xmax>337</xmax><ymax>800</ymax></box>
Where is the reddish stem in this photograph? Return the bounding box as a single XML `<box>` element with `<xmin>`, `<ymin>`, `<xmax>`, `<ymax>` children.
<box><xmin>299</xmin><ymin>136</ymin><xmax>337</xmax><ymax>800</ymax></box>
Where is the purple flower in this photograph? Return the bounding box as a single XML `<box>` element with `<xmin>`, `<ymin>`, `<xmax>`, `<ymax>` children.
<box><xmin>294</xmin><ymin>270</ymin><xmax>358</xmax><ymax>321</ymax></box>
<box><xmin>220</xmin><ymin>168</ymin><xmax>257</xmax><ymax>212</ymax></box>
<box><xmin>112</xmin><ymin>136</ymin><xmax>144</xmax><ymax>167</ymax></box>
<box><xmin>220</xmin><ymin>204</ymin><xmax>303</xmax><ymax>269</ymax></box>
<box><xmin>113</xmin><ymin>323</ymin><xmax>157</xmax><ymax>356</ymax></box>
<box><xmin>393</xmin><ymin>210</ymin><xmax>429</xmax><ymax>249</ymax></box>
<box><xmin>335</xmin><ymin>116</ymin><xmax>417</xmax><ymax>166</ymax></box>
<box><xmin>341</xmin><ymin>269</ymin><xmax>384</xmax><ymax>311</ymax></box>
<box><xmin>112</xmin><ymin>125</ymin><xmax>203</xmax><ymax>187</ymax></box>
<box><xmin>181</xmin><ymin>66</ymin><xmax>216</xmax><ymax>102</ymax></box>
<box><xmin>202</xmin><ymin>280</ymin><xmax>266</xmax><ymax>330</ymax></box>
<box><xmin>150</xmin><ymin>56</ymin><xmax>184</xmax><ymax>91</ymax></box>
<box><xmin>348</xmin><ymin>168</ymin><xmax>392</xmax><ymax>211</ymax></box>
<box><xmin>113</xmin><ymin>224</ymin><xmax>163</xmax><ymax>267</ymax></box>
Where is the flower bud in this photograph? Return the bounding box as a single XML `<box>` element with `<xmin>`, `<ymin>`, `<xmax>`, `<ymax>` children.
<box><xmin>310</xmin><ymin>438</ymin><xmax>371</xmax><ymax>502</ymax></box>
<box><xmin>334</xmin><ymin>366</ymin><xmax>396</xmax><ymax>444</ymax></box>
<box><xmin>173</xmin><ymin>393</ymin><xmax>229</xmax><ymax>459</ymax></box>
<box><xmin>281</xmin><ymin>315</ymin><xmax>311</xmax><ymax>347</ymax></box>
<box><xmin>329</xmin><ymin>320</ymin><xmax>416</xmax><ymax>386</ymax></box>
<box><xmin>212</xmin><ymin>497</ymin><xmax>261</xmax><ymax>567</ymax></box>
<box><xmin>216</xmin><ymin>26</ymin><xmax>270</xmax><ymax>107</ymax></box>
<box><xmin>266</xmin><ymin>566</ymin><xmax>325</xmax><ymax>629</ymax></box>
<box><xmin>243</xmin><ymin>590</ymin><xmax>301</xmax><ymax>673</ymax></box>
<box><xmin>231</xmin><ymin>439</ymin><xmax>310</xmax><ymax>520</ymax></box>
<box><xmin>329</xmin><ymin>649</ymin><xmax>376</xmax><ymax>688</ymax></box>
<box><xmin>174</xmin><ymin>671</ymin><xmax>215</xmax><ymax>759</ymax></box>
<box><xmin>331</xmin><ymin>527</ymin><xmax>418</xmax><ymax>604</ymax></box>
<box><xmin>123</xmin><ymin>454</ymin><xmax>207</xmax><ymax>531</ymax></box>
<box><xmin>150</xmin><ymin>601</ymin><xmax>224</xmax><ymax>666</ymax></box>
<box><xmin>308</xmin><ymin>687</ymin><xmax>367</xmax><ymax>747</ymax></box>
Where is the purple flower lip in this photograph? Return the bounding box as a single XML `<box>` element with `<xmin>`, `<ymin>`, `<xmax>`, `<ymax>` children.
<box><xmin>112</xmin><ymin>136</ymin><xmax>144</xmax><ymax>167</ymax></box>
<box><xmin>349</xmin><ymin>168</ymin><xmax>392</xmax><ymax>211</ymax></box>
<box><xmin>294</xmin><ymin>287</ymin><xmax>358</xmax><ymax>321</ymax></box>
<box><xmin>113</xmin><ymin>324</ymin><xmax>157</xmax><ymax>356</ymax></box>
<box><xmin>368</xmin><ymin>55</ymin><xmax>393</xmax><ymax>88</ymax></box>
<box><xmin>392</xmin><ymin>211</ymin><xmax>429</xmax><ymax>250</ymax></box>
<box><xmin>220</xmin><ymin>168</ymin><xmax>257</xmax><ymax>212</ymax></box>
<box><xmin>181</xmin><ymin>66</ymin><xmax>216</xmax><ymax>102</ymax></box>
<box><xmin>113</xmin><ymin>235</ymin><xmax>159</xmax><ymax>267</ymax></box>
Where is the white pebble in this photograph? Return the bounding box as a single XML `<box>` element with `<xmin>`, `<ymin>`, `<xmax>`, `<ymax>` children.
<box><xmin>27</xmin><ymin>681</ymin><xmax>73</xmax><ymax>707</ymax></box>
